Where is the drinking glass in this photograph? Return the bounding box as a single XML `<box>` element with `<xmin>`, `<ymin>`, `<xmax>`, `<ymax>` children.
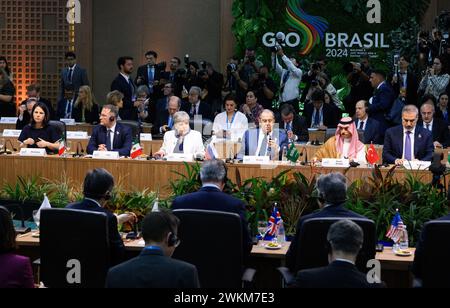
<box><xmin>257</xmin><ymin>221</ymin><xmax>267</xmax><ymax>245</ymax></box>
<box><xmin>32</xmin><ymin>210</ymin><xmax>40</xmax><ymax>230</ymax></box>
<box><xmin>66</xmin><ymin>141</ymin><xmax>72</xmax><ymax>154</ymax></box>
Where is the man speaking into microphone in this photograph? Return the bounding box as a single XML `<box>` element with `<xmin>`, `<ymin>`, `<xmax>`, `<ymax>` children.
<box><xmin>237</xmin><ymin>109</ymin><xmax>289</xmax><ymax>161</ymax></box>
<box><xmin>154</xmin><ymin>111</ymin><xmax>204</xmax><ymax>158</ymax></box>
<box><xmin>87</xmin><ymin>104</ymin><xmax>133</xmax><ymax>157</ymax></box>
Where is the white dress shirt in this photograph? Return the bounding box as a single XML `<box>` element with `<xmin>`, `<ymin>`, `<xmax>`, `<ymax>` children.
<box><xmin>356</xmin><ymin>116</ymin><xmax>368</xmax><ymax>131</ymax></box>
<box><xmin>423</xmin><ymin>120</ymin><xmax>433</xmax><ymax>132</ymax></box>
<box><xmin>159</xmin><ymin>129</ymin><xmax>205</xmax><ymax>156</ymax></box>
<box><xmin>212</xmin><ymin>111</ymin><xmax>249</xmax><ymax>142</ymax></box>
<box><xmin>273</xmin><ymin>55</ymin><xmax>303</xmax><ymax>102</ymax></box>
<box><xmin>107</xmin><ymin>123</ymin><xmax>117</xmax><ymax>150</ymax></box>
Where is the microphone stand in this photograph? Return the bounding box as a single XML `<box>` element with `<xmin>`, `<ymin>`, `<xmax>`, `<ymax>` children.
<box><xmin>5</xmin><ymin>140</ymin><xmax>17</xmax><ymax>154</ymax></box>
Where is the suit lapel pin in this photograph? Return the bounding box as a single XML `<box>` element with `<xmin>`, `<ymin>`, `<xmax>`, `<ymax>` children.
<box><xmin>418</xmin><ymin>134</ymin><xmax>422</xmax><ymax>139</ymax></box>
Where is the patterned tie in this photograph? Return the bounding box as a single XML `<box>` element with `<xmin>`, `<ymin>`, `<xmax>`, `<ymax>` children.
<box><xmin>106</xmin><ymin>129</ymin><xmax>112</xmax><ymax>151</ymax></box>
<box><xmin>404</xmin><ymin>131</ymin><xmax>412</xmax><ymax>161</ymax></box>
<box><xmin>359</xmin><ymin>121</ymin><xmax>364</xmax><ymax>130</ymax></box>
<box><xmin>148</xmin><ymin>66</ymin><xmax>155</xmax><ymax>94</ymax></box>
<box><xmin>68</xmin><ymin>68</ymin><xmax>73</xmax><ymax>83</ymax></box>
<box><xmin>168</xmin><ymin>116</ymin><xmax>173</xmax><ymax>129</ymax></box>
<box><xmin>426</xmin><ymin>123</ymin><xmax>431</xmax><ymax>132</ymax></box>
<box><xmin>258</xmin><ymin>135</ymin><xmax>268</xmax><ymax>156</ymax></box>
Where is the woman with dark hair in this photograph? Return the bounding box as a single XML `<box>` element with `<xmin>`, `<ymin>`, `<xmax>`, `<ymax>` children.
<box><xmin>18</xmin><ymin>102</ymin><xmax>60</xmax><ymax>154</ymax></box>
<box><xmin>0</xmin><ymin>56</ymin><xmax>11</xmax><ymax>77</ymax></box>
<box><xmin>419</xmin><ymin>56</ymin><xmax>450</xmax><ymax>100</ymax></box>
<box><xmin>0</xmin><ymin>67</ymin><xmax>16</xmax><ymax>117</ymax></box>
<box><xmin>436</xmin><ymin>92</ymin><xmax>450</xmax><ymax>125</ymax></box>
<box><xmin>0</xmin><ymin>206</ymin><xmax>34</xmax><ymax>288</ymax></box>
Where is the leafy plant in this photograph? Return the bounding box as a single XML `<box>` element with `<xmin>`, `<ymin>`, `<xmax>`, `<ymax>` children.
<box><xmin>1</xmin><ymin>176</ymin><xmax>49</xmax><ymax>203</ymax></box>
<box><xmin>43</xmin><ymin>173</ymin><xmax>83</xmax><ymax>208</ymax></box>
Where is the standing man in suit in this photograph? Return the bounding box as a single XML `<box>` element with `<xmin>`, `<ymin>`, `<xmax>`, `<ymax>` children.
<box><xmin>286</xmin><ymin>173</ymin><xmax>367</xmax><ymax>272</ymax></box>
<box><xmin>181</xmin><ymin>86</ymin><xmax>212</xmax><ymax>121</ymax></box>
<box><xmin>368</xmin><ymin>70</ymin><xmax>395</xmax><ymax>133</ymax></box>
<box><xmin>87</xmin><ymin>104</ymin><xmax>133</xmax><ymax>157</ymax></box>
<box><xmin>418</xmin><ymin>102</ymin><xmax>449</xmax><ymax>149</ymax></box>
<box><xmin>391</xmin><ymin>55</ymin><xmax>419</xmax><ymax>107</ymax></box>
<box><xmin>382</xmin><ymin>105</ymin><xmax>434</xmax><ymax>165</ymax></box>
<box><xmin>60</xmin><ymin>52</ymin><xmax>89</xmax><ymax>101</ymax></box>
<box><xmin>237</xmin><ymin>109</ymin><xmax>289</xmax><ymax>160</ymax></box>
<box><xmin>106</xmin><ymin>210</ymin><xmax>200</xmax><ymax>288</ymax></box>
<box><xmin>354</xmin><ymin>100</ymin><xmax>382</xmax><ymax>144</ymax></box>
<box><xmin>291</xmin><ymin>220</ymin><xmax>383</xmax><ymax>288</ymax></box>
<box><xmin>171</xmin><ymin>160</ymin><xmax>252</xmax><ymax>258</ymax></box>
<box><xmin>153</xmin><ymin>96</ymin><xmax>181</xmax><ymax>135</ymax></box>
<box><xmin>303</xmin><ymin>89</ymin><xmax>339</xmax><ymax>129</ymax></box>
<box><xmin>66</xmin><ymin>168</ymin><xmax>136</xmax><ymax>266</ymax></box>
<box><xmin>277</xmin><ymin>104</ymin><xmax>309</xmax><ymax>143</ymax></box>
<box><xmin>135</xmin><ymin>51</ymin><xmax>164</xmax><ymax>102</ymax></box>
<box><xmin>111</xmin><ymin>56</ymin><xmax>137</xmax><ymax>121</ymax></box>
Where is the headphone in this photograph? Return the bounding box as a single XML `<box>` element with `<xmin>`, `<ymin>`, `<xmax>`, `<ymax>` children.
<box><xmin>160</xmin><ymin>212</ymin><xmax>179</xmax><ymax>247</ymax></box>
<box><xmin>109</xmin><ymin>115</ymin><xmax>115</xmax><ymax>122</ymax></box>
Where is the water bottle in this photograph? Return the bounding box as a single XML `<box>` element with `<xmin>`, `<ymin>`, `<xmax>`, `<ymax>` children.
<box><xmin>277</xmin><ymin>220</ymin><xmax>285</xmax><ymax>245</ymax></box>
<box><xmin>399</xmin><ymin>228</ymin><xmax>409</xmax><ymax>250</ymax></box>
<box><xmin>282</xmin><ymin>146</ymin><xmax>288</xmax><ymax>162</ymax></box>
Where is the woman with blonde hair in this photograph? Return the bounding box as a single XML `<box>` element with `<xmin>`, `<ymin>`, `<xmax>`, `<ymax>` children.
<box><xmin>72</xmin><ymin>85</ymin><xmax>99</xmax><ymax>124</ymax></box>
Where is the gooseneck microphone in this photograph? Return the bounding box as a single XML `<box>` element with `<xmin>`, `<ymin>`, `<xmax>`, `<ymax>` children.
<box><xmin>299</xmin><ymin>147</ymin><xmax>308</xmax><ymax>166</ymax></box>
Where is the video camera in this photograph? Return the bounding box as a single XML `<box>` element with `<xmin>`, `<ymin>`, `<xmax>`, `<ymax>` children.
<box><xmin>436</xmin><ymin>11</ymin><xmax>450</xmax><ymax>53</ymax></box>
<box><xmin>271</xmin><ymin>32</ymin><xmax>285</xmax><ymax>53</ymax></box>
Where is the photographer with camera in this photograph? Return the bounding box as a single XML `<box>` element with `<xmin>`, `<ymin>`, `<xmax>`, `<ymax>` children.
<box><xmin>248</xmin><ymin>65</ymin><xmax>277</xmax><ymax>110</ymax></box>
<box><xmin>199</xmin><ymin>62</ymin><xmax>224</xmax><ymax>116</ymax></box>
<box><xmin>391</xmin><ymin>54</ymin><xmax>419</xmax><ymax>107</ymax></box>
<box><xmin>182</xmin><ymin>61</ymin><xmax>203</xmax><ymax>99</ymax></box>
<box><xmin>271</xmin><ymin>47</ymin><xmax>303</xmax><ymax>114</ymax></box>
<box><xmin>419</xmin><ymin>56</ymin><xmax>450</xmax><ymax>101</ymax></box>
<box><xmin>343</xmin><ymin>61</ymin><xmax>373</xmax><ymax>116</ymax></box>
<box><xmin>300</xmin><ymin>60</ymin><xmax>322</xmax><ymax>104</ymax></box>
<box><xmin>136</xmin><ymin>51</ymin><xmax>166</xmax><ymax>102</ymax></box>
<box><xmin>223</xmin><ymin>56</ymin><xmax>241</xmax><ymax>98</ymax></box>
<box><xmin>161</xmin><ymin>57</ymin><xmax>186</xmax><ymax>98</ymax></box>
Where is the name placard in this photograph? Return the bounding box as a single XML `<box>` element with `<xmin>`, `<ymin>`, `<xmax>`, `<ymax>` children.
<box><xmin>321</xmin><ymin>159</ymin><xmax>350</xmax><ymax>168</ymax></box>
<box><xmin>60</xmin><ymin>118</ymin><xmax>76</xmax><ymax>125</ymax></box>
<box><xmin>164</xmin><ymin>153</ymin><xmax>194</xmax><ymax>162</ymax></box>
<box><xmin>19</xmin><ymin>148</ymin><xmax>46</xmax><ymax>157</ymax></box>
<box><xmin>140</xmin><ymin>133</ymin><xmax>153</xmax><ymax>141</ymax></box>
<box><xmin>243</xmin><ymin>156</ymin><xmax>271</xmax><ymax>164</ymax></box>
<box><xmin>66</xmin><ymin>131</ymin><xmax>88</xmax><ymax>139</ymax></box>
<box><xmin>2</xmin><ymin>129</ymin><xmax>21</xmax><ymax>137</ymax></box>
<box><xmin>93</xmin><ymin>151</ymin><xmax>120</xmax><ymax>160</ymax></box>
<box><xmin>403</xmin><ymin>161</ymin><xmax>431</xmax><ymax>170</ymax></box>
<box><xmin>0</xmin><ymin>117</ymin><xmax>18</xmax><ymax>124</ymax></box>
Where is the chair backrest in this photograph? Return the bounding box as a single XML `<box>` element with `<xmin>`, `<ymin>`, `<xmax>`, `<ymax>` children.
<box><xmin>420</xmin><ymin>220</ymin><xmax>450</xmax><ymax>288</ymax></box>
<box><xmin>189</xmin><ymin>119</ymin><xmax>213</xmax><ymax>141</ymax></box>
<box><xmin>294</xmin><ymin>217</ymin><xmax>376</xmax><ymax>273</ymax></box>
<box><xmin>172</xmin><ymin>209</ymin><xmax>244</xmax><ymax>288</ymax></box>
<box><xmin>49</xmin><ymin>120</ymin><xmax>67</xmax><ymax>139</ymax></box>
<box><xmin>118</xmin><ymin>120</ymin><xmax>140</xmax><ymax>142</ymax></box>
<box><xmin>40</xmin><ymin>208</ymin><xmax>110</xmax><ymax>288</ymax></box>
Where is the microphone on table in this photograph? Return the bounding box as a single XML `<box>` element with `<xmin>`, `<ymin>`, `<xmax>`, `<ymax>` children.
<box><xmin>72</xmin><ymin>142</ymin><xmax>85</xmax><ymax>158</ymax></box>
<box><xmin>5</xmin><ymin>140</ymin><xmax>17</xmax><ymax>154</ymax></box>
<box><xmin>299</xmin><ymin>147</ymin><xmax>308</xmax><ymax>166</ymax></box>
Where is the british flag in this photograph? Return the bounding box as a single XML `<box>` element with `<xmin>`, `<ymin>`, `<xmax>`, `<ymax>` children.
<box><xmin>386</xmin><ymin>211</ymin><xmax>405</xmax><ymax>243</ymax></box>
<box><xmin>264</xmin><ymin>207</ymin><xmax>282</xmax><ymax>241</ymax></box>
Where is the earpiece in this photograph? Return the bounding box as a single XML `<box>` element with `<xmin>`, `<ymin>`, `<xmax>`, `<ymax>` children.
<box><xmin>109</xmin><ymin>116</ymin><xmax>115</xmax><ymax>122</ymax></box>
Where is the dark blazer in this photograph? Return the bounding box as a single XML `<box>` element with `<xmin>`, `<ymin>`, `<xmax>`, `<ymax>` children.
<box><xmin>111</xmin><ymin>74</ymin><xmax>137</xmax><ymax>121</ymax></box>
<box><xmin>181</xmin><ymin>101</ymin><xmax>213</xmax><ymax>121</ymax></box>
<box><xmin>105</xmin><ymin>248</ymin><xmax>200</xmax><ymax>288</ymax></box>
<box><xmin>391</xmin><ymin>72</ymin><xmax>419</xmax><ymax>107</ymax></box>
<box><xmin>368</xmin><ymin>82</ymin><xmax>396</xmax><ymax>128</ymax></box>
<box><xmin>16</xmin><ymin>103</ymin><xmax>31</xmax><ymax>130</ymax></box>
<box><xmin>303</xmin><ymin>103</ymin><xmax>340</xmax><ymax>128</ymax></box>
<box><xmin>237</xmin><ymin>128</ymin><xmax>290</xmax><ymax>160</ymax></box>
<box><xmin>66</xmin><ymin>199</ymin><xmax>124</xmax><ymax>265</ymax></box>
<box><xmin>135</xmin><ymin>64</ymin><xmax>165</xmax><ymax>99</ymax></box>
<box><xmin>56</xmin><ymin>98</ymin><xmax>75</xmax><ymax>120</ymax></box>
<box><xmin>60</xmin><ymin>65</ymin><xmax>89</xmax><ymax>100</ymax></box>
<box><xmin>417</xmin><ymin>118</ymin><xmax>450</xmax><ymax>148</ymax></box>
<box><xmin>276</xmin><ymin>114</ymin><xmax>309</xmax><ymax>143</ymax></box>
<box><xmin>0</xmin><ymin>253</ymin><xmax>34</xmax><ymax>288</ymax></box>
<box><xmin>152</xmin><ymin>109</ymin><xmax>171</xmax><ymax>135</ymax></box>
<box><xmin>72</xmin><ymin>103</ymin><xmax>100</xmax><ymax>125</ymax></box>
<box><xmin>286</xmin><ymin>203</ymin><xmax>366</xmax><ymax>272</ymax></box>
<box><xmin>171</xmin><ymin>186</ymin><xmax>253</xmax><ymax>258</ymax></box>
<box><xmin>291</xmin><ymin>260</ymin><xmax>384</xmax><ymax>288</ymax></box>
<box><xmin>87</xmin><ymin>123</ymin><xmax>133</xmax><ymax>157</ymax></box>
<box><xmin>382</xmin><ymin>125</ymin><xmax>434</xmax><ymax>164</ymax></box>
<box><xmin>355</xmin><ymin>117</ymin><xmax>382</xmax><ymax>144</ymax></box>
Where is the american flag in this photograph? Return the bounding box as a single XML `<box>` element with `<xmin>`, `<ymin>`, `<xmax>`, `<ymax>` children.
<box><xmin>386</xmin><ymin>211</ymin><xmax>405</xmax><ymax>243</ymax></box>
<box><xmin>264</xmin><ymin>207</ymin><xmax>282</xmax><ymax>241</ymax></box>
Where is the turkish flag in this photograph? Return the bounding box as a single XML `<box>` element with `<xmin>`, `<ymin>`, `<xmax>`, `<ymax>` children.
<box><xmin>366</xmin><ymin>143</ymin><xmax>380</xmax><ymax>165</ymax></box>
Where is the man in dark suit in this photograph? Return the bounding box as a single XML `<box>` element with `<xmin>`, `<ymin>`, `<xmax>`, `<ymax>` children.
<box><xmin>418</xmin><ymin>101</ymin><xmax>449</xmax><ymax>148</ymax></box>
<box><xmin>368</xmin><ymin>70</ymin><xmax>396</xmax><ymax>133</ymax></box>
<box><xmin>56</xmin><ymin>86</ymin><xmax>75</xmax><ymax>120</ymax></box>
<box><xmin>237</xmin><ymin>109</ymin><xmax>289</xmax><ymax>161</ymax></box>
<box><xmin>354</xmin><ymin>100</ymin><xmax>382</xmax><ymax>144</ymax></box>
<box><xmin>87</xmin><ymin>104</ymin><xmax>133</xmax><ymax>157</ymax></box>
<box><xmin>171</xmin><ymin>160</ymin><xmax>252</xmax><ymax>259</ymax></box>
<box><xmin>291</xmin><ymin>220</ymin><xmax>383</xmax><ymax>288</ymax></box>
<box><xmin>155</xmin><ymin>82</ymin><xmax>174</xmax><ymax>115</ymax></box>
<box><xmin>286</xmin><ymin>173</ymin><xmax>367</xmax><ymax>272</ymax></box>
<box><xmin>391</xmin><ymin>55</ymin><xmax>419</xmax><ymax>107</ymax></box>
<box><xmin>21</xmin><ymin>84</ymin><xmax>56</xmax><ymax>120</ymax></box>
<box><xmin>277</xmin><ymin>104</ymin><xmax>309</xmax><ymax>143</ymax></box>
<box><xmin>181</xmin><ymin>86</ymin><xmax>212</xmax><ymax>121</ymax></box>
<box><xmin>106</xmin><ymin>210</ymin><xmax>200</xmax><ymax>288</ymax></box>
<box><xmin>152</xmin><ymin>96</ymin><xmax>181</xmax><ymax>135</ymax></box>
<box><xmin>16</xmin><ymin>98</ymin><xmax>36</xmax><ymax>130</ymax></box>
<box><xmin>66</xmin><ymin>168</ymin><xmax>136</xmax><ymax>266</ymax></box>
<box><xmin>135</xmin><ymin>51</ymin><xmax>165</xmax><ymax>102</ymax></box>
<box><xmin>383</xmin><ymin>105</ymin><xmax>434</xmax><ymax>165</ymax></box>
<box><xmin>111</xmin><ymin>56</ymin><xmax>138</xmax><ymax>121</ymax></box>
<box><xmin>59</xmin><ymin>52</ymin><xmax>89</xmax><ymax>101</ymax></box>
<box><xmin>303</xmin><ymin>89</ymin><xmax>339</xmax><ymax>129</ymax></box>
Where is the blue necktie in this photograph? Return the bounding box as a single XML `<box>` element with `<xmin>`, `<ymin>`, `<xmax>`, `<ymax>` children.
<box><xmin>168</xmin><ymin>117</ymin><xmax>173</xmax><ymax>129</ymax></box>
<box><xmin>404</xmin><ymin>131</ymin><xmax>412</xmax><ymax>161</ymax></box>
<box><xmin>68</xmin><ymin>68</ymin><xmax>73</xmax><ymax>83</ymax></box>
<box><xmin>148</xmin><ymin>66</ymin><xmax>154</xmax><ymax>93</ymax></box>
<box><xmin>314</xmin><ymin>110</ymin><xmax>320</xmax><ymax>126</ymax></box>
<box><xmin>286</xmin><ymin>122</ymin><xmax>292</xmax><ymax>132</ymax></box>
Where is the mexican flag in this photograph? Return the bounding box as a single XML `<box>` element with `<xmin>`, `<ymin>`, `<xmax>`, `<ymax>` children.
<box><xmin>58</xmin><ymin>138</ymin><xmax>66</xmax><ymax>156</ymax></box>
<box><xmin>130</xmin><ymin>141</ymin><xmax>143</xmax><ymax>159</ymax></box>
<box><xmin>286</xmin><ymin>142</ymin><xmax>300</xmax><ymax>163</ymax></box>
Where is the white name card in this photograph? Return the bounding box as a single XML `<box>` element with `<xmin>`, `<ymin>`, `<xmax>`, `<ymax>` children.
<box><xmin>19</xmin><ymin>148</ymin><xmax>46</xmax><ymax>157</ymax></box>
<box><xmin>60</xmin><ymin>118</ymin><xmax>76</xmax><ymax>125</ymax></box>
<box><xmin>2</xmin><ymin>129</ymin><xmax>21</xmax><ymax>137</ymax></box>
<box><xmin>164</xmin><ymin>153</ymin><xmax>194</xmax><ymax>162</ymax></box>
<box><xmin>403</xmin><ymin>161</ymin><xmax>431</xmax><ymax>170</ymax></box>
<box><xmin>321</xmin><ymin>159</ymin><xmax>350</xmax><ymax>168</ymax></box>
<box><xmin>93</xmin><ymin>151</ymin><xmax>120</xmax><ymax>160</ymax></box>
<box><xmin>66</xmin><ymin>131</ymin><xmax>88</xmax><ymax>139</ymax></box>
<box><xmin>0</xmin><ymin>117</ymin><xmax>18</xmax><ymax>124</ymax></box>
<box><xmin>243</xmin><ymin>156</ymin><xmax>271</xmax><ymax>164</ymax></box>
<box><xmin>140</xmin><ymin>133</ymin><xmax>153</xmax><ymax>141</ymax></box>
